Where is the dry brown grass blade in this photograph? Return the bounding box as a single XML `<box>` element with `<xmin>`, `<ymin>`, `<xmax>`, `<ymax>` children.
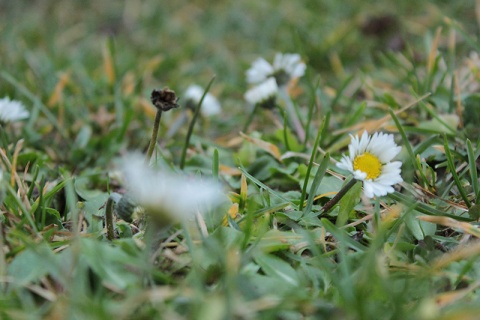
<box><xmin>431</xmin><ymin>240</ymin><xmax>480</xmax><ymax>270</ymax></box>
<box><xmin>427</xmin><ymin>27</ymin><xmax>442</xmax><ymax>75</ymax></box>
<box><xmin>102</xmin><ymin>42</ymin><xmax>116</xmax><ymax>85</ymax></box>
<box><xmin>48</xmin><ymin>71</ymin><xmax>71</xmax><ymax>107</ymax></box>
<box><xmin>0</xmin><ymin>143</ymin><xmax>31</xmax><ymax>210</ymax></box>
<box><xmin>240</xmin><ymin>132</ymin><xmax>282</xmax><ymax>161</ymax></box>
<box><xmin>219</xmin><ymin>164</ymin><xmax>241</xmax><ymax>176</ymax></box>
<box><xmin>417</xmin><ymin>215</ymin><xmax>480</xmax><ymax>238</ymax></box>
<box><xmin>223</xmin><ymin>203</ymin><xmax>239</xmax><ymax>226</ymax></box>
<box><xmin>434</xmin><ymin>280</ymin><xmax>480</xmax><ymax>307</ymax></box>
<box><xmin>333</xmin><ymin>92</ymin><xmax>431</xmax><ymax>135</ymax></box>
<box><xmin>436</xmin><ymin>310</ymin><xmax>480</xmax><ymax>320</ymax></box>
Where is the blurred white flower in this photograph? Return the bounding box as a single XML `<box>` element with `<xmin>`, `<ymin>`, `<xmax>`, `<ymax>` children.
<box><xmin>244</xmin><ymin>77</ymin><xmax>278</xmax><ymax>108</ymax></box>
<box><xmin>184</xmin><ymin>84</ymin><xmax>221</xmax><ymax>117</ymax></box>
<box><xmin>337</xmin><ymin>131</ymin><xmax>403</xmax><ymax>198</ymax></box>
<box><xmin>246</xmin><ymin>58</ymin><xmax>275</xmax><ymax>84</ymax></box>
<box><xmin>246</xmin><ymin>53</ymin><xmax>306</xmax><ymax>87</ymax></box>
<box><xmin>122</xmin><ymin>154</ymin><xmax>224</xmax><ymax>223</ymax></box>
<box><xmin>0</xmin><ymin>97</ymin><xmax>29</xmax><ymax>123</ymax></box>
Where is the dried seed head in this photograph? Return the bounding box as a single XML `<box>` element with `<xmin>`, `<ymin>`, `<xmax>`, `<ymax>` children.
<box><xmin>150</xmin><ymin>88</ymin><xmax>180</xmax><ymax>112</ymax></box>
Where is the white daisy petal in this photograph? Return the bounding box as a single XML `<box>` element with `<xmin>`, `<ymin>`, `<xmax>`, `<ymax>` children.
<box><xmin>184</xmin><ymin>85</ymin><xmax>221</xmax><ymax>117</ymax></box>
<box><xmin>358</xmin><ymin>130</ymin><xmax>370</xmax><ymax>154</ymax></box>
<box><xmin>363</xmin><ymin>181</ymin><xmax>375</xmax><ymax>198</ymax></box>
<box><xmin>337</xmin><ymin>156</ymin><xmax>353</xmax><ymax>172</ymax></box>
<box><xmin>122</xmin><ymin>154</ymin><xmax>225</xmax><ymax>222</ymax></box>
<box><xmin>246</xmin><ymin>53</ymin><xmax>305</xmax><ymax>88</ymax></box>
<box><xmin>0</xmin><ymin>97</ymin><xmax>30</xmax><ymax>123</ymax></box>
<box><xmin>246</xmin><ymin>58</ymin><xmax>274</xmax><ymax>84</ymax></box>
<box><xmin>244</xmin><ymin>77</ymin><xmax>278</xmax><ymax>105</ymax></box>
<box><xmin>353</xmin><ymin>170</ymin><xmax>367</xmax><ymax>180</ymax></box>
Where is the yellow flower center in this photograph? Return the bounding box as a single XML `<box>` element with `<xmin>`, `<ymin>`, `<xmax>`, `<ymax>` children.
<box><xmin>353</xmin><ymin>152</ymin><xmax>382</xmax><ymax>180</ymax></box>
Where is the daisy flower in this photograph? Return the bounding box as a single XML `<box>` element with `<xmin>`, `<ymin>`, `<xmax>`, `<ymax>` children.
<box><xmin>337</xmin><ymin>131</ymin><xmax>403</xmax><ymax>198</ymax></box>
<box><xmin>184</xmin><ymin>84</ymin><xmax>221</xmax><ymax>117</ymax></box>
<box><xmin>0</xmin><ymin>97</ymin><xmax>29</xmax><ymax>123</ymax></box>
<box><xmin>246</xmin><ymin>53</ymin><xmax>306</xmax><ymax>87</ymax></box>
<box><xmin>244</xmin><ymin>77</ymin><xmax>278</xmax><ymax>108</ymax></box>
<box><xmin>122</xmin><ymin>154</ymin><xmax>224</xmax><ymax>223</ymax></box>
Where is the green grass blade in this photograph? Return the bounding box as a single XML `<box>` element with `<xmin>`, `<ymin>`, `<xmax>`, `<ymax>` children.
<box><xmin>444</xmin><ymin>134</ymin><xmax>471</xmax><ymax>208</ymax></box>
<box><xmin>321</xmin><ymin>218</ymin><xmax>368</xmax><ymax>252</ymax></box>
<box><xmin>304</xmin><ymin>77</ymin><xmax>321</xmax><ymax>147</ymax></box>
<box><xmin>388</xmin><ymin>191</ymin><xmax>471</xmax><ymax>221</ymax></box>
<box><xmin>180</xmin><ymin>76</ymin><xmax>216</xmax><ymax>169</ymax></box>
<box><xmin>389</xmin><ymin>107</ymin><xmax>429</xmax><ymax>187</ymax></box>
<box><xmin>299</xmin><ymin>112</ymin><xmax>330</xmax><ymax>207</ymax></box>
<box><xmin>239</xmin><ymin>165</ymin><xmax>297</xmax><ymax>209</ymax></box>
<box><xmin>329</xmin><ymin>74</ymin><xmax>354</xmax><ymax>111</ymax></box>
<box><xmin>303</xmin><ymin>153</ymin><xmax>330</xmax><ymax>216</ymax></box>
<box><xmin>466</xmin><ymin>139</ymin><xmax>479</xmax><ymax>200</ymax></box>
<box><xmin>212</xmin><ymin>148</ymin><xmax>219</xmax><ymax>181</ymax></box>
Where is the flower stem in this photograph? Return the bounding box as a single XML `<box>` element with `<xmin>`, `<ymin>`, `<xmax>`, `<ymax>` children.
<box><xmin>105</xmin><ymin>195</ymin><xmax>116</xmax><ymax>241</ymax></box>
<box><xmin>145</xmin><ymin>110</ymin><xmax>163</xmax><ymax>164</ymax></box>
<box><xmin>180</xmin><ymin>76</ymin><xmax>215</xmax><ymax>169</ymax></box>
<box><xmin>321</xmin><ymin>178</ymin><xmax>358</xmax><ymax>214</ymax></box>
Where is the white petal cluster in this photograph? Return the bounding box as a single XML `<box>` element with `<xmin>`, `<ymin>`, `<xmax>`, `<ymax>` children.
<box><xmin>244</xmin><ymin>77</ymin><xmax>278</xmax><ymax>106</ymax></box>
<box><xmin>337</xmin><ymin>131</ymin><xmax>403</xmax><ymax>198</ymax></box>
<box><xmin>122</xmin><ymin>154</ymin><xmax>224</xmax><ymax>222</ymax></box>
<box><xmin>246</xmin><ymin>53</ymin><xmax>306</xmax><ymax>86</ymax></box>
<box><xmin>246</xmin><ymin>58</ymin><xmax>275</xmax><ymax>84</ymax></box>
<box><xmin>272</xmin><ymin>53</ymin><xmax>306</xmax><ymax>82</ymax></box>
<box><xmin>0</xmin><ymin>97</ymin><xmax>29</xmax><ymax>123</ymax></box>
<box><xmin>184</xmin><ymin>85</ymin><xmax>221</xmax><ymax>117</ymax></box>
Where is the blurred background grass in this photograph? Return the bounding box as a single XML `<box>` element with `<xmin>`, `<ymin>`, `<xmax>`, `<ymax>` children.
<box><xmin>2</xmin><ymin>0</ymin><xmax>477</xmax><ymax>90</ymax></box>
<box><xmin>1</xmin><ymin>0</ymin><xmax>477</xmax><ymax>166</ymax></box>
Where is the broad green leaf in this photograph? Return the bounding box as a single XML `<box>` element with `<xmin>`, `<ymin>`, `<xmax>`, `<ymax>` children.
<box><xmin>254</xmin><ymin>253</ymin><xmax>300</xmax><ymax>287</ymax></box>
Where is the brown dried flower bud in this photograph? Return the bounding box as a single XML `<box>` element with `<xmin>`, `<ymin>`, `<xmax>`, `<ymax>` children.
<box><xmin>150</xmin><ymin>88</ymin><xmax>180</xmax><ymax>112</ymax></box>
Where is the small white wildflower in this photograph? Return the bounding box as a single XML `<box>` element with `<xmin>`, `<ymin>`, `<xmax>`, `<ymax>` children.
<box><xmin>244</xmin><ymin>77</ymin><xmax>278</xmax><ymax>108</ymax></box>
<box><xmin>122</xmin><ymin>154</ymin><xmax>224</xmax><ymax>223</ymax></box>
<box><xmin>184</xmin><ymin>84</ymin><xmax>221</xmax><ymax>117</ymax></box>
<box><xmin>246</xmin><ymin>53</ymin><xmax>306</xmax><ymax>87</ymax></box>
<box><xmin>272</xmin><ymin>53</ymin><xmax>306</xmax><ymax>83</ymax></box>
<box><xmin>0</xmin><ymin>97</ymin><xmax>29</xmax><ymax>123</ymax></box>
<box><xmin>337</xmin><ymin>131</ymin><xmax>403</xmax><ymax>198</ymax></box>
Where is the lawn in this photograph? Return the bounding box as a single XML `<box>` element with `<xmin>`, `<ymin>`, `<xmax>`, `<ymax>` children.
<box><xmin>1</xmin><ymin>0</ymin><xmax>480</xmax><ymax>319</ymax></box>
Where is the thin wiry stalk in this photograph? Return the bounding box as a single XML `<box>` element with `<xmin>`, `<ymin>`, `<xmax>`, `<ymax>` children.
<box><xmin>145</xmin><ymin>110</ymin><xmax>163</xmax><ymax>164</ymax></box>
<box><xmin>321</xmin><ymin>178</ymin><xmax>358</xmax><ymax>214</ymax></box>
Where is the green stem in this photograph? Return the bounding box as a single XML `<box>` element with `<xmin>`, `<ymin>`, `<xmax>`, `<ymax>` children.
<box><xmin>180</xmin><ymin>76</ymin><xmax>215</xmax><ymax>169</ymax></box>
<box><xmin>321</xmin><ymin>178</ymin><xmax>357</xmax><ymax>214</ymax></box>
<box><xmin>281</xmin><ymin>108</ymin><xmax>291</xmax><ymax>151</ymax></box>
<box><xmin>145</xmin><ymin>110</ymin><xmax>163</xmax><ymax>164</ymax></box>
<box><xmin>299</xmin><ymin>112</ymin><xmax>330</xmax><ymax>207</ymax></box>
<box><xmin>105</xmin><ymin>195</ymin><xmax>117</xmax><ymax>241</ymax></box>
